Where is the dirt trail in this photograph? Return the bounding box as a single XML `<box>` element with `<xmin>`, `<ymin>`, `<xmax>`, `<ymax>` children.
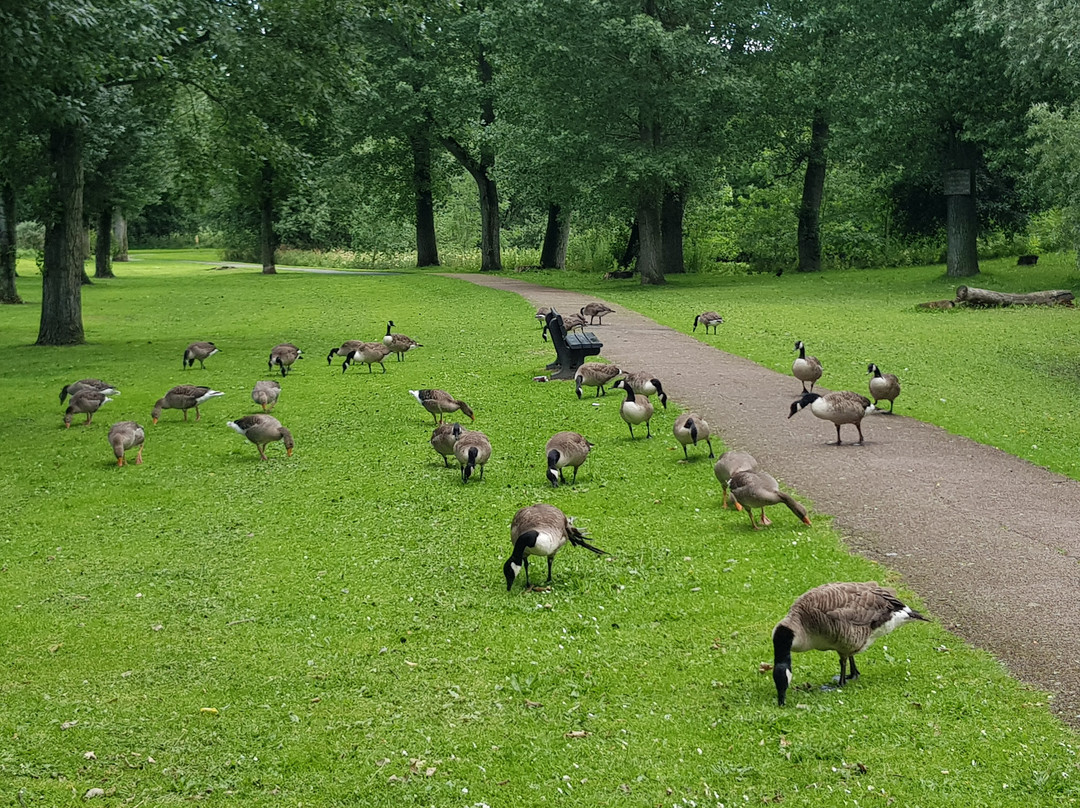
<box><xmin>449</xmin><ymin>273</ymin><xmax>1080</xmax><ymax>727</ymax></box>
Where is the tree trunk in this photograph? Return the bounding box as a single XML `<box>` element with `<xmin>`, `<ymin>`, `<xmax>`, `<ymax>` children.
<box><xmin>0</xmin><ymin>180</ymin><xmax>21</xmax><ymax>304</ymax></box>
<box><xmin>661</xmin><ymin>189</ymin><xmax>685</xmax><ymax>274</ymax></box>
<box><xmin>637</xmin><ymin>187</ymin><xmax>665</xmax><ymax>286</ymax></box>
<box><xmin>797</xmin><ymin>110</ymin><xmax>829</xmax><ymax>273</ymax></box>
<box><xmin>37</xmin><ymin>124</ymin><xmax>85</xmax><ymax>346</ymax></box>
<box><xmin>112</xmin><ymin>211</ymin><xmax>129</xmax><ymax>261</ymax></box>
<box><xmin>540</xmin><ymin>203</ymin><xmax>570</xmax><ymax>269</ymax></box>
<box><xmin>945</xmin><ymin>132</ymin><xmax>979</xmax><ymax>278</ymax></box>
<box><xmin>441</xmin><ymin>136</ymin><xmax>502</xmax><ymax>272</ymax></box>
<box><xmin>95</xmin><ymin>206</ymin><xmax>115</xmax><ymax>278</ymax></box>
<box><xmin>410</xmin><ymin>133</ymin><xmax>440</xmax><ymax>267</ymax></box>
<box><xmin>618</xmin><ymin>219</ymin><xmax>639</xmax><ymax>269</ymax></box>
<box><xmin>259</xmin><ymin>160</ymin><xmax>277</xmax><ymax>274</ymax></box>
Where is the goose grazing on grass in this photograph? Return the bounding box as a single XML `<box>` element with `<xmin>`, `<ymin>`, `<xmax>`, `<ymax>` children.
<box><xmin>454</xmin><ymin>429</ymin><xmax>491</xmax><ymax>483</ymax></box>
<box><xmin>268</xmin><ymin>343</ymin><xmax>302</xmax><ymax>376</ymax></box>
<box><xmin>612</xmin><ymin>378</ymin><xmax>654</xmax><ymax>438</ymax></box>
<box><xmin>108</xmin><ymin>421</ymin><xmax>145</xmax><ymax>466</ymax></box>
<box><xmin>251</xmin><ymin>380</ymin><xmax>281</xmax><ymax>412</ymax></box>
<box><xmin>867</xmin><ymin>363</ymin><xmax>901</xmax><ymax>413</ymax></box>
<box><xmin>622</xmin><ymin>371</ymin><xmax>668</xmax><ymax>409</ymax></box>
<box><xmin>574</xmin><ymin>362</ymin><xmax>623</xmax><ymax>398</ymax></box>
<box><xmin>64</xmin><ymin>390</ymin><xmax>112</xmax><ymax>428</ymax></box>
<box><xmin>535</xmin><ymin>306</ymin><xmax>551</xmax><ymax>328</ymax></box>
<box><xmin>692</xmin><ymin>311</ymin><xmax>724</xmax><ymax>334</ymax></box>
<box><xmin>345</xmin><ymin>341</ymin><xmax>392</xmax><ymax>373</ymax></box>
<box><xmin>788</xmin><ymin>390</ymin><xmax>874</xmax><ymax>445</ymax></box>
<box><xmin>545</xmin><ymin>431</ymin><xmax>593</xmax><ymax>487</ymax></box>
<box><xmin>227</xmin><ymin>413</ymin><xmax>294</xmax><ymax>460</ymax></box>
<box><xmin>792</xmin><ymin>340</ymin><xmax>823</xmax><ymax>393</ymax></box>
<box><xmin>383</xmin><ymin>321</ymin><xmax>423</xmax><ymax>361</ymax></box>
<box><xmin>714</xmin><ymin>450</ymin><xmax>758</xmax><ymax>510</ymax></box>
<box><xmin>60</xmin><ymin>379</ymin><xmax>119</xmax><ymax>404</ymax></box>
<box><xmin>327</xmin><ymin>340</ymin><xmax>363</xmax><ymax>368</ymax></box>
<box><xmin>151</xmin><ymin>385</ymin><xmax>225</xmax><ymax>424</ymax></box>
<box><xmin>772</xmin><ymin>581</ymin><xmax>929</xmax><ymax>706</ymax></box>
<box><xmin>728</xmin><ymin>470</ymin><xmax>811</xmax><ymax>530</ymax></box>
<box><xmin>504</xmin><ymin>504</ymin><xmax>606</xmax><ymax>591</ymax></box>
<box><xmin>410</xmin><ymin>389</ymin><xmax>475</xmax><ymax>424</ymax></box>
<box><xmin>430</xmin><ymin>422</ymin><xmax>463</xmax><ymax>467</ymax></box>
<box><xmin>580</xmin><ymin>301</ymin><xmax>615</xmax><ymax>325</ymax></box>
<box><xmin>183</xmin><ymin>341</ymin><xmax>219</xmax><ymax>369</ymax></box>
<box><xmin>673</xmin><ymin>412</ymin><xmax>714</xmax><ymax>459</ymax></box>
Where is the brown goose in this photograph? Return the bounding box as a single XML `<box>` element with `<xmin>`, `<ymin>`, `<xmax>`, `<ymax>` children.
<box><xmin>612</xmin><ymin>378</ymin><xmax>654</xmax><ymax>438</ymax></box>
<box><xmin>867</xmin><ymin>363</ymin><xmax>901</xmax><ymax>413</ymax></box>
<box><xmin>268</xmin><ymin>343</ymin><xmax>302</xmax><ymax>376</ymax></box>
<box><xmin>673</xmin><ymin>412</ymin><xmax>714</xmax><ymax>459</ymax></box>
<box><xmin>728</xmin><ymin>470</ymin><xmax>811</xmax><ymax>530</ymax></box>
<box><xmin>622</xmin><ymin>371</ymin><xmax>668</xmax><ymax>409</ymax></box>
<box><xmin>64</xmin><ymin>390</ymin><xmax>112</xmax><ymax>428</ymax></box>
<box><xmin>383</xmin><ymin>321</ymin><xmax>423</xmax><ymax>361</ymax></box>
<box><xmin>345</xmin><ymin>341</ymin><xmax>391</xmax><ymax>373</ymax></box>
<box><xmin>327</xmin><ymin>340</ymin><xmax>364</xmax><ymax>370</ymax></box>
<box><xmin>453</xmin><ymin>429</ymin><xmax>491</xmax><ymax>483</ymax></box>
<box><xmin>430</xmin><ymin>422</ymin><xmax>463</xmax><ymax>467</ymax></box>
<box><xmin>545</xmin><ymin>431</ymin><xmax>593</xmax><ymax>487</ymax></box>
<box><xmin>692</xmin><ymin>311</ymin><xmax>724</xmax><ymax>334</ymax></box>
<box><xmin>410</xmin><ymin>389</ymin><xmax>475</xmax><ymax>424</ymax></box>
<box><xmin>580</xmin><ymin>301</ymin><xmax>615</xmax><ymax>325</ymax></box>
<box><xmin>227</xmin><ymin>413</ymin><xmax>294</xmax><ymax>460</ymax></box>
<box><xmin>107</xmin><ymin>421</ymin><xmax>145</xmax><ymax>466</ymax></box>
<box><xmin>504</xmin><ymin>503</ymin><xmax>605</xmax><ymax>591</ymax></box>
<box><xmin>183</xmin><ymin>341</ymin><xmax>219</xmax><ymax>370</ymax></box>
<box><xmin>251</xmin><ymin>380</ymin><xmax>281</xmax><ymax>412</ymax></box>
<box><xmin>792</xmin><ymin>340</ymin><xmax>823</xmax><ymax>393</ymax></box>
<box><xmin>151</xmin><ymin>385</ymin><xmax>225</xmax><ymax>423</ymax></box>
<box><xmin>772</xmin><ymin>582</ymin><xmax>929</xmax><ymax>706</ymax></box>
<box><xmin>574</xmin><ymin>362</ymin><xmax>623</xmax><ymax>399</ymax></box>
<box><xmin>788</xmin><ymin>390</ymin><xmax>874</xmax><ymax>445</ymax></box>
<box><xmin>60</xmin><ymin>378</ymin><xmax>119</xmax><ymax>404</ymax></box>
<box><xmin>713</xmin><ymin>450</ymin><xmax>758</xmax><ymax>510</ymax></box>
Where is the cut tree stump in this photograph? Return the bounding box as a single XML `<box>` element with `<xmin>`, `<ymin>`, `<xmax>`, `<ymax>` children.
<box><xmin>918</xmin><ymin>286</ymin><xmax>1074</xmax><ymax>309</ymax></box>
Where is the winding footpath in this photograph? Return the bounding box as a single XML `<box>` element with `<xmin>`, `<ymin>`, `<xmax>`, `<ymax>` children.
<box><xmin>450</xmin><ymin>273</ymin><xmax>1080</xmax><ymax>728</ymax></box>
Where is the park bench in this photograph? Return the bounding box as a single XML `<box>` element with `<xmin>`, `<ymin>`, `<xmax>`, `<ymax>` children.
<box><xmin>543</xmin><ymin>309</ymin><xmax>603</xmax><ymax>380</ymax></box>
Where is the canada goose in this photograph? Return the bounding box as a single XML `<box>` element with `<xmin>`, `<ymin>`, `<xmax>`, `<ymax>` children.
<box><xmin>60</xmin><ymin>378</ymin><xmax>119</xmax><ymax>404</ymax></box>
<box><xmin>673</xmin><ymin>412</ymin><xmax>714</xmax><ymax>459</ymax></box>
<box><xmin>580</xmin><ymin>301</ymin><xmax>615</xmax><ymax>325</ymax></box>
<box><xmin>713</xmin><ymin>450</ymin><xmax>758</xmax><ymax>510</ymax></box>
<box><xmin>251</xmin><ymin>380</ymin><xmax>281</xmax><ymax>412</ymax></box>
<box><xmin>612</xmin><ymin>378</ymin><xmax>654</xmax><ymax>438</ymax></box>
<box><xmin>64</xmin><ymin>390</ymin><xmax>112</xmax><ymax>428</ymax></box>
<box><xmin>383</xmin><ymin>321</ymin><xmax>423</xmax><ymax>361</ymax></box>
<box><xmin>227</xmin><ymin>413</ymin><xmax>294</xmax><ymax>460</ymax></box>
<box><xmin>728</xmin><ymin>470</ymin><xmax>812</xmax><ymax>530</ymax></box>
<box><xmin>107</xmin><ymin>421</ymin><xmax>145</xmax><ymax>466</ymax></box>
<box><xmin>788</xmin><ymin>390</ymin><xmax>874</xmax><ymax>445</ymax></box>
<box><xmin>430</xmin><ymin>422</ymin><xmax>463</xmax><ymax>467</ymax></box>
<box><xmin>345</xmin><ymin>341</ymin><xmax>392</xmax><ymax>373</ymax></box>
<box><xmin>867</xmin><ymin>363</ymin><xmax>901</xmax><ymax>413</ymax></box>
<box><xmin>541</xmin><ymin>311</ymin><xmax>587</xmax><ymax>342</ymax></box>
<box><xmin>504</xmin><ymin>503</ymin><xmax>606</xmax><ymax>591</ymax></box>
<box><xmin>183</xmin><ymin>341</ymin><xmax>219</xmax><ymax>369</ymax></box>
<box><xmin>545</xmin><ymin>431</ymin><xmax>593</xmax><ymax>487</ymax></box>
<box><xmin>410</xmin><ymin>389</ymin><xmax>475</xmax><ymax>424</ymax></box>
<box><xmin>792</xmin><ymin>341</ymin><xmax>823</xmax><ymax>393</ymax></box>
<box><xmin>622</xmin><ymin>371</ymin><xmax>668</xmax><ymax>408</ymax></box>
<box><xmin>535</xmin><ymin>306</ymin><xmax>551</xmax><ymax>325</ymax></box>
<box><xmin>454</xmin><ymin>429</ymin><xmax>491</xmax><ymax>483</ymax></box>
<box><xmin>574</xmin><ymin>362</ymin><xmax>623</xmax><ymax>399</ymax></box>
<box><xmin>151</xmin><ymin>385</ymin><xmax>225</xmax><ymax>424</ymax></box>
<box><xmin>327</xmin><ymin>340</ymin><xmax>363</xmax><ymax>368</ymax></box>
<box><xmin>692</xmin><ymin>311</ymin><xmax>724</xmax><ymax>334</ymax></box>
<box><xmin>772</xmin><ymin>581</ymin><xmax>929</xmax><ymax>706</ymax></box>
<box><xmin>268</xmin><ymin>343</ymin><xmax>302</xmax><ymax>376</ymax></box>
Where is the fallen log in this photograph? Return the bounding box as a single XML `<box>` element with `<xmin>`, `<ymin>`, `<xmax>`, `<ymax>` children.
<box><xmin>918</xmin><ymin>286</ymin><xmax>1074</xmax><ymax>309</ymax></box>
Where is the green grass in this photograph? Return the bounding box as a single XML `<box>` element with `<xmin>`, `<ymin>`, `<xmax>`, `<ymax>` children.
<box><xmin>1</xmin><ymin>254</ymin><xmax>1079</xmax><ymax>806</ymax></box>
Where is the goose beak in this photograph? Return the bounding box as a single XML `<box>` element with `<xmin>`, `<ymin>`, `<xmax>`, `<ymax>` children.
<box><xmin>286</xmin><ymin>447</ymin><xmax>293</xmax><ymax>457</ymax></box>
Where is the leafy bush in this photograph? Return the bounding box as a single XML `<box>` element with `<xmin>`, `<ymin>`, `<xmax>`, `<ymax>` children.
<box><xmin>15</xmin><ymin>220</ymin><xmax>44</xmax><ymax>251</ymax></box>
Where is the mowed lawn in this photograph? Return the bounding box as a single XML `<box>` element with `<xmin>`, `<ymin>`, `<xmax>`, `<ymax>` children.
<box><xmin>1</xmin><ymin>253</ymin><xmax>1078</xmax><ymax>806</ymax></box>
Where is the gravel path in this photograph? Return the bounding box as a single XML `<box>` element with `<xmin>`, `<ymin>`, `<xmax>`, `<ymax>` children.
<box><xmin>450</xmin><ymin>273</ymin><xmax>1080</xmax><ymax>728</ymax></box>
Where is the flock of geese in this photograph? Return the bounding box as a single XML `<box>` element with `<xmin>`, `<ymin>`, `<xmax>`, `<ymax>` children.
<box><xmin>56</xmin><ymin>300</ymin><xmax>923</xmax><ymax>706</ymax></box>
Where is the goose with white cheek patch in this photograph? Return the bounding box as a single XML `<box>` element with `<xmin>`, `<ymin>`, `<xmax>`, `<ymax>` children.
<box><xmin>183</xmin><ymin>341</ymin><xmax>219</xmax><ymax>370</ymax></box>
<box><xmin>621</xmin><ymin>370</ymin><xmax>668</xmax><ymax>409</ymax></box>
<box><xmin>454</xmin><ymin>429</ymin><xmax>491</xmax><ymax>483</ymax></box>
<box><xmin>673</xmin><ymin>412</ymin><xmax>714</xmax><ymax>458</ymax></box>
<box><xmin>430</xmin><ymin>422</ymin><xmax>463</xmax><ymax>467</ymax></box>
<box><xmin>728</xmin><ymin>470</ymin><xmax>811</xmax><ymax>530</ymax></box>
<box><xmin>714</xmin><ymin>450</ymin><xmax>757</xmax><ymax>510</ymax></box>
<box><xmin>692</xmin><ymin>311</ymin><xmax>724</xmax><ymax>334</ymax></box>
<box><xmin>504</xmin><ymin>504</ymin><xmax>606</xmax><ymax>591</ymax></box>
<box><xmin>772</xmin><ymin>581</ymin><xmax>928</xmax><ymax>706</ymax></box>
<box><xmin>580</xmin><ymin>301</ymin><xmax>615</xmax><ymax>325</ymax></box>
<box><xmin>268</xmin><ymin>343</ymin><xmax>302</xmax><ymax>376</ymax></box>
<box><xmin>327</xmin><ymin>340</ymin><xmax>363</xmax><ymax>368</ymax></box>
<box><xmin>792</xmin><ymin>340</ymin><xmax>823</xmax><ymax>393</ymax></box>
<box><xmin>867</xmin><ymin>362</ymin><xmax>901</xmax><ymax>413</ymax></box>
<box><xmin>788</xmin><ymin>390</ymin><xmax>874</xmax><ymax>445</ymax></box>
<box><xmin>383</xmin><ymin>321</ymin><xmax>423</xmax><ymax>361</ymax></box>
<box><xmin>545</xmin><ymin>431</ymin><xmax>593</xmax><ymax>487</ymax></box>
<box><xmin>574</xmin><ymin>362</ymin><xmax>623</xmax><ymax>398</ymax></box>
<box><xmin>612</xmin><ymin>378</ymin><xmax>654</xmax><ymax>438</ymax></box>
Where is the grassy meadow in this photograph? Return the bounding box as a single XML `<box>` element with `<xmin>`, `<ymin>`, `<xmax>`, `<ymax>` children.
<box><xmin>2</xmin><ymin>252</ymin><xmax>1079</xmax><ymax>806</ymax></box>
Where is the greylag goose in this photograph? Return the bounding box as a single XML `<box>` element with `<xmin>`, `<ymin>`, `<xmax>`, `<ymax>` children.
<box><xmin>107</xmin><ymin>421</ymin><xmax>145</xmax><ymax>466</ymax></box>
<box><xmin>227</xmin><ymin>413</ymin><xmax>294</xmax><ymax>460</ymax></box>
<box><xmin>151</xmin><ymin>385</ymin><xmax>225</xmax><ymax>423</ymax></box>
<box><xmin>64</xmin><ymin>390</ymin><xmax>112</xmax><ymax>428</ymax></box>
<box><xmin>410</xmin><ymin>389</ymin><xmax>475</xmax><ymax>424</ymax></box>
<box><xmin>728</xmin><ymin>470</ymin><xmax>811</xmax><ymax>530</ymax></box>
<box><xmin>251</xmin><ymin>380</ymin><xmax>281</xmax><ymax>412</ymax></box>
